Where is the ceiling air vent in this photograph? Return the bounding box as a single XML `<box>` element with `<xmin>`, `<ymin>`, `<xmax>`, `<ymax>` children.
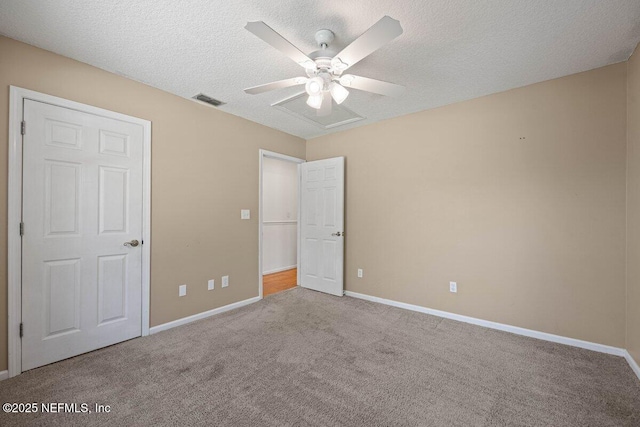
<box><xmin>193</xmin><ymin>93</ymin><xmax>225</xmax><ymax>107</ymax></box>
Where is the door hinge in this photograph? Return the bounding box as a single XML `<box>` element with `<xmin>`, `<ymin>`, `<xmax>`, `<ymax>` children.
<box><xmin>19</xmin><ymin>323</ymin><xmax>23</xmax><ymax>338</ymax></box>
<box><xmin>21</xmin><ymin>121</ymin><xmax>26</xmax><ymax>136</ymax></box>
<box><xmin>19</xmin><ymin>222</ymin><xmax>24</xmax><ymax>236</ymax></box>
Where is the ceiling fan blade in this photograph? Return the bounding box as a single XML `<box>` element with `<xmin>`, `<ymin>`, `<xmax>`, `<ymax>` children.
<box><xmin>317</xmin><ymin>91</ymin><xmax>332</xmax><ymax>116</ymax></box>
<box><xmin>245</xmin><ymin>21</ymin><xmax>314</xmax><ymax>68</ymax></box>
<box><xmin>244</xmin><ymin>77</ymin><xmax>307</xmax><ymax>95</ymax></box>
<box><xmin>340</xmin><ymin>75</ymin><xmax>405</xmax><ymax>97</ymax></box>
<box><xmin>333</xmin><ymin>16</ymin><xmax>402</xmax><ymax>70</ymax></box>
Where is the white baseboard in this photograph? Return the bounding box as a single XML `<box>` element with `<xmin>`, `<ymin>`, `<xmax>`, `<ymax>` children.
<box><xmin>625</xmin><ymin>351</ymin><xmax>640</xmax><ymax>381</ymax></box>
<box><xmin>0</xmin><ymin>370</ymin><xmax>8</xmax><ymax>381</ymax></box>
<box><xmin>345</xmin><ymin>291</ymin><xmax>626</xmax><ymax>357</ymax></box>
<box><xmin>263</xmin><ymin>265</ymin><xmax>297</xmax><ymax>275</ymax></box>
<box><xmin>149</xmin><ymin>296</ymin><xmax>261</xmax><ymax>335</ymax></box>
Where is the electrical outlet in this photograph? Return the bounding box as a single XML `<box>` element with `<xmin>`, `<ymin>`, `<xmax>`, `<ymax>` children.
<box><xmin>208</xmin><ymin>279</ymin><xmax>215</xmax><ymax>290</ymax></box>
<box><xmin>179</xmin><ymin>284</ymin><xmax>187</xmax><ymax>297</ymax></box>
<box><xmin>357</xmin><ymin>269</ymin><xmax>363</xmax><ymax>278</ymax></box>
<box><xmin>449</xmin><ymin>282</ymin><xmax>457</xmax><ymax>293</ymax></box>
<box><xmin>222</xmin><ymin>275</ymin><xmax>229</xmax><ymax>288</ymax></box>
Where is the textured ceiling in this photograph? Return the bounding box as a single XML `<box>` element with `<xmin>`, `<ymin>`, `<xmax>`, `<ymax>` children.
<box><xmin>1</xmin><ymin>1</ymin><xmax>640</xmax><ymax>139</ymax></box>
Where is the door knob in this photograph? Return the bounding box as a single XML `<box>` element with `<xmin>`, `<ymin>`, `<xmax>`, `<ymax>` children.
<box><xmin>124</xmin><ymin>239</ymin><xmax>139</xmax><ymax>247</ymax></box>
<box><xmin>331</xmin><ymin>231</ymin><xmax>343</xmax><ymax>237</ymax></box>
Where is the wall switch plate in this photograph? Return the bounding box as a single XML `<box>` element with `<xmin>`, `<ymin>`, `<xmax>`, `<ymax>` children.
<box><xmin>222</xmin><ymin>275</ymin><xmax>229</xmax><ymax>288</ymax></box>
<box><xmin>241</xmin><ymin>209</ymin><xmax>250</xmax><ymax>219</ymax></box>
<box><xmin>179</xmin><ymin>284</ymin><xmax>187</xmax><ymax>297</ymax></box>
<box><xmin>357</xmin><ymin>269</ymin><xmax>363</xmax><ymax>278</ymax></box>
<box><xmin>208</xmin><ymin>279</ymin><xmax>215</xmax><ymax>290</ymax></box>
<box><xmin>450</xmin><ymin>282</ymin><xmax>457</xmax><ymax>293</ymax></box>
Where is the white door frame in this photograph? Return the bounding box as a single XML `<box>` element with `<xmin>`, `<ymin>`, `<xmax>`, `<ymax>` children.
<box><xmin>7</xmin><ymin>86</ymin><xmax>152</xmax><ymax>378</ymax></box>
<box><xmin>258</xmin><ymin>149</ymin><xmax>305</xmax><ymax>298</ymax></box>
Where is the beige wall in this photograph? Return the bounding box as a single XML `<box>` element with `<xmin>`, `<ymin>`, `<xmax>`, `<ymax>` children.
<box><xmin>0</xmin><ymin>36</ymin><xmax>305</xmax><ymax>371</ymax></box>
<box><xmin>307</xmin><ymin>63</ymin><xmax>628</xmax><ymax>348</ymax></box>
<box><xmin>627</xmin><ymin>43</ymin><xmax>640</xmax><ymax>366</ymax></box>
<box><xmin>0</xmin><ymin>34</ymin><xmax>635</xmax><ymax>373</ymax></box>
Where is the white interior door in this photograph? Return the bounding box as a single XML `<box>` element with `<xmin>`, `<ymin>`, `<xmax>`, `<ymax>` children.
<box><xmin>299</xmin><ymin>157</ymin><xmax>344</xmax><ymax>296</ymax></box>
<box><xmin>21</xmin><ymin>99</ymin><xmax>144</xmax><ymax>371</ymax></box>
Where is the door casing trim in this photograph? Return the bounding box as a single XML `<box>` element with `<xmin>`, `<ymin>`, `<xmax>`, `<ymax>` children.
<box><xmin>8</xmin><ymin>86</ymin><xmax>152</xmax><ymax>378</ymax></box>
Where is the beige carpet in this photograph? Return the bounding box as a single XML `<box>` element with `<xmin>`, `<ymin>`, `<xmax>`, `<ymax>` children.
<box><xmin>1</xmin><ymin>287</ymin><xmax>639</xmax><ymax>426</ymax></box>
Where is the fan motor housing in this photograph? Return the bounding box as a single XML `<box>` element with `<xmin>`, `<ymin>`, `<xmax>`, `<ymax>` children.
<box><xmin>309</xmin><ymin>49</ymin><xmax>337</xmax><ymax>59</ymax></box>
<box><xmin>305</xmin><ymin>57</ymin><xmax>335</xmax><ymax>78</ymax></box>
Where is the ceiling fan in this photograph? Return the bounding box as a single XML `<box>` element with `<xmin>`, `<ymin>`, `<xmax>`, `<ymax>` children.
<box><xmin>243</xmin><ymin>16</ymin><xmax>405</xmax><ymax>116</ymax></box>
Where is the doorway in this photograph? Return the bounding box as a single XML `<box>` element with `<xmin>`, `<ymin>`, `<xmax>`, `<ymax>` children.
<box><xmin>259</xmin><ymin>150</ymin><xmax>304</xmax><ymax>298</ymax></box>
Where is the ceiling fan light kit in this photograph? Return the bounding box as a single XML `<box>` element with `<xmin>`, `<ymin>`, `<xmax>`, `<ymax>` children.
<box><xmin>243</xmin><ymin>16</ymin><xmax>405</xmax><ymax>118</ymax></box>
<box><xmin>306</xmin><ymin>93</ymin><xmax>323</xmax><ymax>109</ymax></box>
<box><xmin>305</xmin><ymin>76</ymin><xmax>325</xmax><ymax>96</ymax></box>
<box><xmin>329</xmin><ymin>82</ymin><xmax>349</xmax><ymax>104</ymax></box>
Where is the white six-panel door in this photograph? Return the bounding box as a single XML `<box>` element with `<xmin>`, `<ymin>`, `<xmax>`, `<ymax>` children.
<box><xmin>299</xmin><ymin>157</ymin><xmax>345</xmax><ymax>296</ymax></box>
<box><xmin>21</xmin><ymin>99</ymin><xmax>144</xmax><ymax>371</ymax></box>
